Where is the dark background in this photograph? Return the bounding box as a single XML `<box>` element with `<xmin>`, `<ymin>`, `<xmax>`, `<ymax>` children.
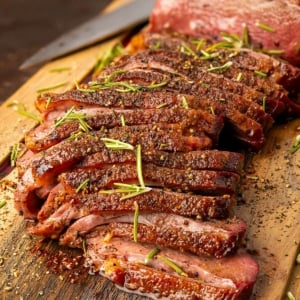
<box><xmin>0</xmin><ymin>0</ymin><xmax>112</xmax><ymax>103</ymax></box>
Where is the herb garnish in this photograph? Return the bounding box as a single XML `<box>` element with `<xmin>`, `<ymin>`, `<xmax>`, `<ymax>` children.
<box><xmin>100</xmin><ymin>183</ymin><xmax>151</xmax><ymax>200</ymax></box>
<box><xmin>94</xmin><ymin>43</ymin><xmax>124</xmax><ymax>74</ymax></box>
<box><xmin>100</xmin><ymin>138</ymin><xmax>134</xmax><ymax>151</ymax></box>
<box><xmin>136</xmin><ymin>144</ymin><xmax>145</xmax><ymax>187</ymax></box>
<box><xmin>262</xmin><ymin>96</ymin><xmax>267</xmax><ymax>112</ymax></box>
<box><xmin>256</xmin><ymin>21</ymin><xmax>276</xmax><ymax>33</ymax></box>
<box><xmin>181</xmin><ymin>96</ymin><xmax>189</xmax><ymax>109</ymax></box>
<box><xmin>0</xmin><ymin>201</ymin><xmax>7</xmax><ymax>209</ymax></box>
<box><xmin>100</xmin><ymin>140</ymin><xmax>151</xmax><ymax>199</ymax></box>
<box><xmin>144</xmin><ymin>247</ymin><xmax>160</xmax><ymax>264</ymax></box>
<box><xmin>158</xmin><ymin>255</ymin><xmax>188</xmax><ymax>277</ymax></box>
<box><xmin>120</xmin><ymin>115</ymin><xmax>126</xmax><ymax>127</ymax></box>
<box><xmin>10</xmin><ymin>143</ymin><xmax>22</xmax><ymax>167</ymax></box>
<box><xmin>76</xmin><ymin>178</ymin><xmax>90</xmax><ymax>193</ymax></box>
<box><xmin>49</xmin><ymin>67</ymin><xmax>71</xmax><ymax>73</ymax></box>
<box><xmin>290</xmin><ymin>135</ymin><xmax>300</xmax><ymax>154</ymax></box>
<box><xmin>236</xmin><ymin>72</ymin><xmax>243</xmax><ymax>82</ymax></box>
<box><xmin>181</xmin><ymin>43</ymin><xmax>197</xmax><ymax>57</ymax></box>
<box><xmin>254</xmin><ymin>70</ymin><xmax>268</xmax><ymax>77</ymax></box>
<box><xmin>207</xmin><ymin>61</ymin><xmax>233</xmax><ymax>72</ymax></box>
<box><xmin>54</xmin><ymin>106</ymin><xmax>91</xmax><ymax>132</ymax></box>
<box><xmin>36</xmin><ymin>81</ymin><xmax>68</xmax><ymax>93</ymax></box>
<box><xmin>7</xmin><ymin>102</ymin><xmax>42</xmax><ymax>123</ymax></box>
<box><xmin>287</xmin><ymin>291</ymin><xmax>296</xmax><ymax>300</ymax></box>
<box><xmin>133</xmin><ymin>201</ymin><xmax>139</xmax><ymax>242</ymax></box>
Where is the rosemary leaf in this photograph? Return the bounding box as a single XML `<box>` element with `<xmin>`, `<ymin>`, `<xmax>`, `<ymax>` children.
<box><xmin>74</xmin><ymin>80</ymin><xmax>95</xmax><ymax>93</ymax></box>
<box><xmin>191</xmin><ymin>39</ymin><xmax>204</xmax><ymax>51</ymax></box>
<box><xmin>256</xmin><ymin>21</ymin><xmax>276</xmax><ymax>33</ymax></box>
<box><xmin>181</xmin><ymin>96</ymin><xmax>189</xmax><ymax>109</ymax></box>
<box><xmin>262</xmin><ymin>96</ymin><xmax>267</xmax><ymax>112</ymax></box>
<box><xmin>145</xmin><ymin>247</ymin><xmax>160</xmax><ymax>264</ymax></box>
<box><xmin>101</xmin><ymin>138</ymin><xmax>134</xmax><ymax>151</ymax></box>
<box><xmin>133</xmin><ymin>201</ymin><xmax>139</xmax><ymax>243</ymax></box>
<box><xmin>158</xmin><ymin>255</ymin><xmax>188</xmax><ymax>277</ymax></box>
<box><xmin>36</xmin><ymin>81</ymin><xmax>68</xmax><ymax>93</ymax></box>
<box><xmin>181</xmin><ymin>43</ymin><xmax>197</xmax><ymax>57</ymax></box>
<box><xmin>8</xmin><ymin>102</ymin><xmax>42</xmax><ymax>123</ymax></box>
<box><xmin>156</xmin><ymin>103</ymin><xmax>168</xmax><ymax>109</ymax></box>
<box><xmin>136</xmin><ymin>144</ymin><xmax>145</xmax><ymax>187</ymax></box>
<box><xmin>254</xmin><ymin>70</ymin><xmax>268</xmax><ymax>77</ymax></box>
<box><xmin>207</xmin><ymin>61</ymin><xmax>233</xmax><ymax>72</ymax></box>
<box><xmin>290</xmin><ymin>135</ymin><xmax>300</xmax><ymax>154</ymax></box>
<box><xmin>10</xmin><ymin>143</ymin><xmax>21</xmax><ymax>167</ymax></box>
<box><xmin>94</xmin><ymin>43</ymin><xmax>124</xmax><ymax>73</ymax></box>
<box><xmin>45</xmin><ymin>97</ymin><xmax>52</xmax><ymax>109</ymax></box>
<box><xmin>120</xmin><ymin>115</ymin><xmax>126</xmax><ymax>127</ymax></box>
<box><xmin>236</xmin><ymin>72</ymin><xmax>243</xmax><ymax>82</ymax></box>
<box><xmin>0</xmin><ymin>200</ymin><xmax>7</xmax><ymax>209</ymax></box>
<box><xmin>49</xmin><ymin>67</ymin><xmax>71</xmax><ymax>73</ymax></box>
<box><xmin>76</xmin><ymin>178</ymin><xmax>90</xmax><ymax>193</ymax></box>
<box><xmin>287</xmin><ymin>291</ymin><xmax>296</xmax><ymax>300</ymax></box>
<box><xmin>242</xmin><ymin>25</ymin><xmax>250</xmax><ymax>48</ymax></box>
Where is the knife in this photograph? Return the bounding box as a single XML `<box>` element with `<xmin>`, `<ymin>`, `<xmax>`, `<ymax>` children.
<box><xmin>19</xmin><ymin>0</ymin><xmax>155</xmax><ymax>70</ymax></box>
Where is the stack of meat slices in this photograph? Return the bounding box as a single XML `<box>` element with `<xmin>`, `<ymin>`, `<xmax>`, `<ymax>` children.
<box><xmin>14</xmin><ymin>29</ymin><xmax>300</xmax><ymax>299</ymax></box>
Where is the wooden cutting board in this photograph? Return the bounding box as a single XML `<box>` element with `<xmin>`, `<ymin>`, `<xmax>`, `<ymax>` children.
<box><xmin>0</xmin><ymin>1</ymin><xmax>299</xmax><ymax>299</ymax></box>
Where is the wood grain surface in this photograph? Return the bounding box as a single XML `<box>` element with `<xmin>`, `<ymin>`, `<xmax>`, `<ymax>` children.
<box><xmin>0</xmin><ymin>1</ymin><xmax>299</xmax><ymax>299</ymax></box>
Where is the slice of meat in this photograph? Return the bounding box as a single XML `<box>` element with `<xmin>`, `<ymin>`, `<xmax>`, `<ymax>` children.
<box><xmin>79</xmin><ymin>149</ymin><xmax>244</xmax><ymax>175</ymax></box>
<box><xmin>149</xmin><ymin>0</ymin><xmax>300</xmax><ymax>65</ymax></box>
<box><xmin>60</xmin><ymin>213</ymin><xmax>246</xmax><ymax>258</ymax></box>
<box><xmin>109</xmin><ymin>216</ymin><xmax>246</xmax><ymax>258</ymax></box>
<box><xmin>85</xmin><ymin>227</ymin><xmax>259</xmax><ymax>299</ymax></box>
<box><xmin>59</xmin><ymin>163</ymin><xmax>240</xmax><ymax>195</ymax></box>
<box><xmin>25</xmin><ymin>107</ymin><xmax>223</xmax><ymax>151</ymax></box>
<box><xmin>36</xmin><ymin>188</ymin><xmax>234</xmax><ymax>224</ymax></box>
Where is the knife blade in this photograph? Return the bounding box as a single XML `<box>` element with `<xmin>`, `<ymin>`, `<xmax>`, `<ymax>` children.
<box><xmin>20</xmin><ymin>0</ymin><xmax>155</xmax><ymax>70</ymax></box>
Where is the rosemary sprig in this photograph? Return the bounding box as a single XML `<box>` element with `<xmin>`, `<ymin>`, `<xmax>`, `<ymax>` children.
<box><xmin>94</xmin><ymin>43</ymin><xmax>124</xmax><ymax>74</ymax></box>
<box><xmin>54</xmin><ymin>106</ymin><xmax>91</xmax><ymax>132</ymax></box>
<box><xmin>145</xmin><ymin>247</ymin><xmax>160</xmax><ymax>264</ymax></box>
<box><xmin>191</xmin><ymin>39</ymin><xmax>204</xmax><ymax>51</ymax></box>
<box><xmin>207</xmin><ymin>61</ymin><xmax>233</xmax><ymax>72</ymax></box>
<box><xmin>49</xmin><ymin>67</ymin><xmax>71</xmax><ymax>73</ymax></box>
<box><xmin>76</xmin><ymin>178</ymin><xmax>90</xmax><ymax>193</ymax></box>
<box><xmin>133</xmin><ymin>201</ymin><xmax>139</xmax><ymax>242</ymax></box>
<box><xmin>10</xmin><ymin>143</ymin><xmax>21</xmax><ymax>167</ymax></box>
<box><xmin>36</xmin><ymin>81</ymin><xmax>68</xmax><ymax>93</ymax></box>
<box><xmin>100</xmin><ymin>183</ymin><xmax>151</xmax><ymax>200</ymax></box>
<box><xmin>290</xmin><ymin>134</ymin><xmax>300</xmax><ymax>154</ymax></box>
<box><xmin>158</xmin><ymin>255</ymin><xmax>188</xmax><ymax>277</ymax></box>
<box><xmin>100</xmin><ymin>138</ymin><xmax>134</xmax><ymax>151</ymax></box>
<box><xmin>181</xmin><ymin>42</ymin><xmax>197</xmax><ymax>57</ymax></box>
<box><xmin>74</xmin><ymin>80</ymin><xmax>95</xmax><ymax>93</ymax></box>
<box><xmin>136</xmin><ymin>144</ymin><xmax>145</xmax><ymax>187</ymax></box>
<box><xmin>7</xmin><ymin>102</ymin><xmax>42</xmax><ymax>123</ymax></box>
<box><xmin>256</xmin><ymin>21</ymin><xmax>276</xmax><ymax>33</ymax></box>
<box><xmin>254</xmin><ymin>70</ymin><xmax>268</xmax><ymax>77</ymax></box>
<box><xmin>181</xmin><ymin>96</ymin><xmax>189</xmax><ymax>109</ymax></box>
<box><xmin>200</xmin><ymin>50</ymin><xmax>219</xmax><ymax>60</ymax></box>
